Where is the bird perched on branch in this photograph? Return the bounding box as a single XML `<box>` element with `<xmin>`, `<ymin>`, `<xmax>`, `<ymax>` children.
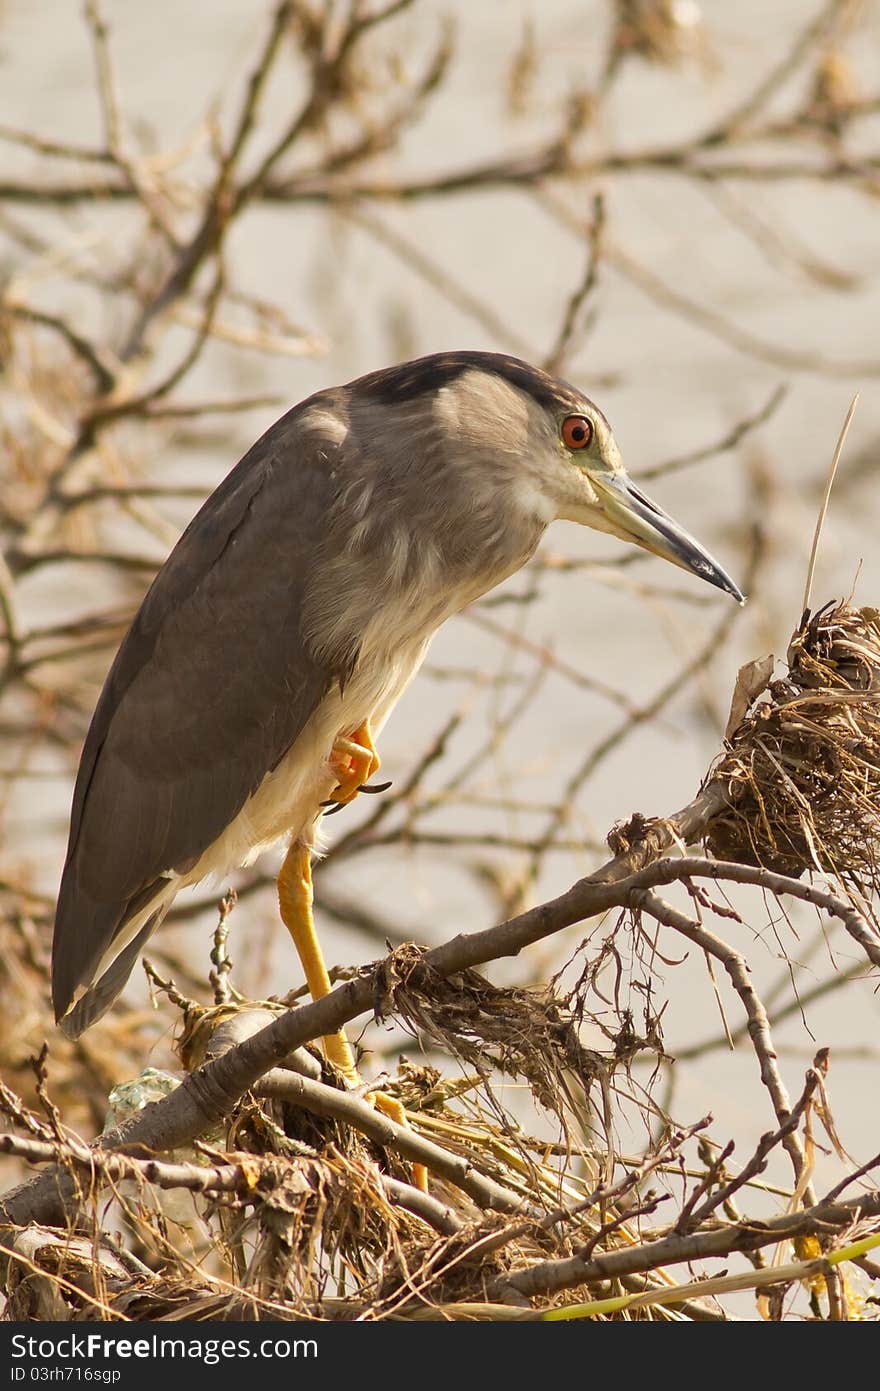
<box><xmin>52</xmin><ymin>351</ymin><xmax>742</xmax><ymax>1065</ymax></box>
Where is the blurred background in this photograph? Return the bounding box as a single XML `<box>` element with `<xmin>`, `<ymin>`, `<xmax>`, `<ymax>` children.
<box><xmin>1</xmin><ymin>0</ymin><xmax>880</xmax><ymax>1231</ymax></box>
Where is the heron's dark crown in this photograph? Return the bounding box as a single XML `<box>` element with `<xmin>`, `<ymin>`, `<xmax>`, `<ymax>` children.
<box><xmin>349</xmin><ymin>350</ymin><xmax>584</xmax><ymax>416</ymax></box>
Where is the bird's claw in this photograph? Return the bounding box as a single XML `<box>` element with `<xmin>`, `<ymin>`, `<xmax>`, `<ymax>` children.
<box><xmin>319</xmin><ymin>778</ymin><xmax>392</xmax><ymax>815</ymax></box>
<box><xmin>322</xmin><ymin>722</ymin><xmax>386</xmax><ymax>811</ymax></box>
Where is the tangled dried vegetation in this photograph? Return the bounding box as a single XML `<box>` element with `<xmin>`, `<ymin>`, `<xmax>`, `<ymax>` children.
<box><xmin>707</xmin><ymin>600</ymin><xmax>880</xmax><ymax>891</ymax></box>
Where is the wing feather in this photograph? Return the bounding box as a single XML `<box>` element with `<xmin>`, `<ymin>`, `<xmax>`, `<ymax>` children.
<box><xmin>52</xmin><ymin>402</ymin><xmax>347</xmax><ymax>1023</ymax></box>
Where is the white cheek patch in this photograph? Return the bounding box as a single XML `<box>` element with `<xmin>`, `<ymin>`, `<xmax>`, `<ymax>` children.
<box><xmin>512</xmin><ymin>474</ymin><xmax>557</xmax><ymax>524</ymax></box>
<box><xmin>579</xmin><ymin>470</ymin><xmax>600</xmax><ymax>508</ymax></box>
<box><xmin>550</xmin><ymin>462</ymin><xmax>603</xmax><ymax>525</ymax></box>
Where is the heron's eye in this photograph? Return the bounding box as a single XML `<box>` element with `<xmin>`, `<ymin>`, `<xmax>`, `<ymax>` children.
<box><xmin>561</xmin><ymin>415</ymin><xmax>593</xmax><ymax>451</ymax></box>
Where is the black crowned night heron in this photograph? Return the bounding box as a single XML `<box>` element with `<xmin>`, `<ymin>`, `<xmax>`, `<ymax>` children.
<box><xmin>52</xmin><ymin>351</ymin><xmax>742</xmax><ymax>1061</ymax></box>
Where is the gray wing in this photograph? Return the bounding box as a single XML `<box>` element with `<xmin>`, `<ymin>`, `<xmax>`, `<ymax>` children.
<box><xmin>52</xmin><ymin>402</ymin><xmax>348</xmax><ymax>1029</ymax></box>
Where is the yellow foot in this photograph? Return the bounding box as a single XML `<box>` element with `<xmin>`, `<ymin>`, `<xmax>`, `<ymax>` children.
<box><xmin>329</xmin><ymin>719</ymin><xmax>381</xmax><ymax>805</ymax></box>
<box><xmin>373</xmin><ymin>1090</ymin><xmax>429</xmax><ymax>1193</ymax></box>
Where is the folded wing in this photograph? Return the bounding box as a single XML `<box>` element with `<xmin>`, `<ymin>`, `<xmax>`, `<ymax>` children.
<box><xmin>52</xmin><ymin>403</ymin><xmax>347</xmax><ymax>1032</ymax></box>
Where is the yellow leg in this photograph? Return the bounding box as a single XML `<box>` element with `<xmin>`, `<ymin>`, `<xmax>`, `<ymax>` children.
<box><xmin>277</xmin><ymin>842</ymin><xmax>357</xmax><ymax>1077</ymax></box>
<box><xmin>277</xmin><ymin>839</ymin><xmax>428</xmax><ymax>1194</ymax></box>
<box><xmin>330</xmin><ymin>720</ymin><xmax>381</xmax><ymax>805</ymax></box>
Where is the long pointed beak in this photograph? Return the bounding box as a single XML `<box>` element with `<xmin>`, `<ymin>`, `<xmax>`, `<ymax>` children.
<box><xmin>594</xmin><ymin>473</ymin><xmax>745</xmax><ymax>603</ymax></box>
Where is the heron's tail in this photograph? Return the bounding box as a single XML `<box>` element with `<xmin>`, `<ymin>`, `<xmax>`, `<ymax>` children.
<box><xmin>56</xmin><ymin>913</ymin><xmax>166</xmax><ymax>1039</ymax></box>
<box><xmin>52</xmin><ymin>867</ymin><xmax>174</xmax><ymax>1038</ymax></box>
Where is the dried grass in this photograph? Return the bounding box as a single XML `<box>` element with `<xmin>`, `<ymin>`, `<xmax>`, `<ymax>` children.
<box><xmin>707</xmin><ymin>599</ymin><xmax>880</xmax><ymax>894</ymax></box>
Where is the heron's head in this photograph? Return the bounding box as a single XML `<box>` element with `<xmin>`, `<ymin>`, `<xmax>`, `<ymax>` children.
<box><xmin>352</xmin><ymin>351</ymin><xmax>743</xmax><ymax>603</ymax></box>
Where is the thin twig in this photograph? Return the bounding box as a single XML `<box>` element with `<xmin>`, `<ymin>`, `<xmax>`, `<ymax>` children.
<box><xmin>802</xmin><ymin>394</ymin><xmax>859</xmax><ymax>614</ymax></box>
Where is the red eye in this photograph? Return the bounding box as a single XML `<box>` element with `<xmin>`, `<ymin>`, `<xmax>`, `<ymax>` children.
<box><xmin>561</xmin><ymin>415</ymin><xmax>593</xmax><ymax>450</ymax></box>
